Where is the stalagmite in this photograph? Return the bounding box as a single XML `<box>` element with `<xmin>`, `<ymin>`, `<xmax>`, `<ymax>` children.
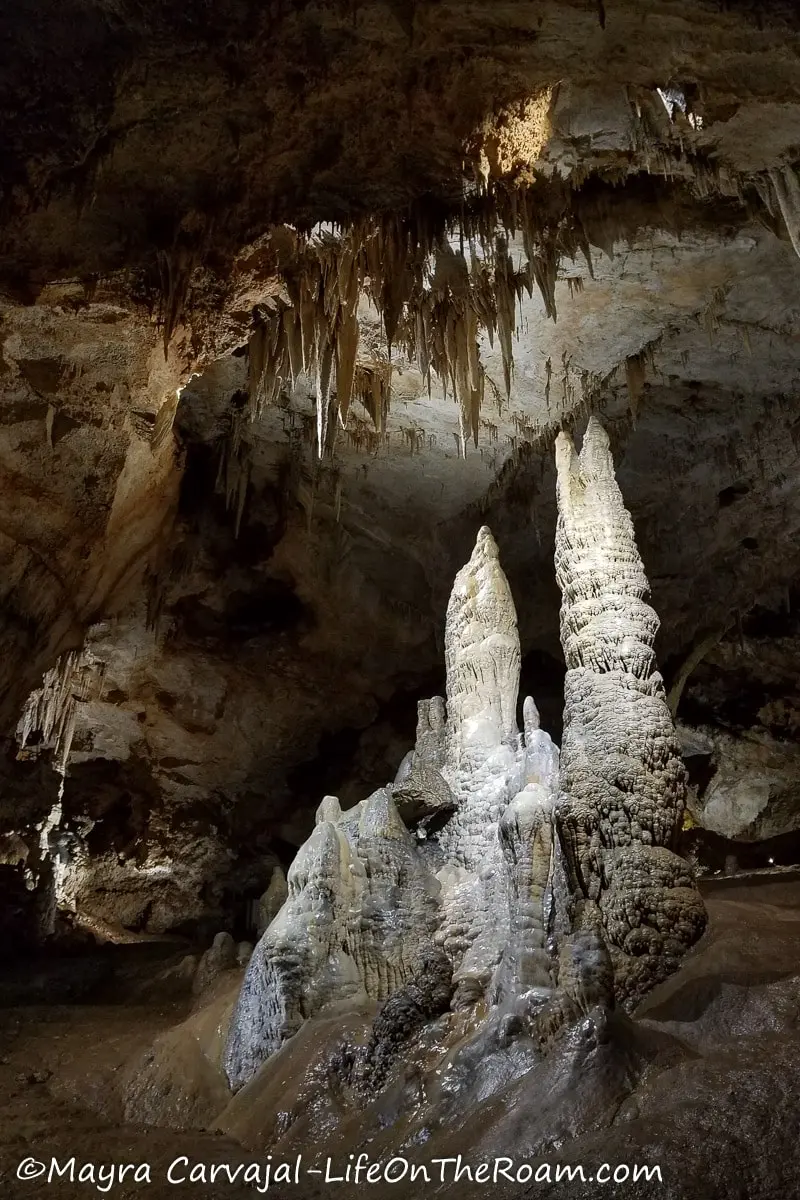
<box><xmin>223</xmin><ymin>787</ymin><xmax>441</xmax><ymax>1091</ymax></box>
<box><xmin>239</xmin><ymin>211</ymin><xmax>545</xmax><ymax>460</ymax></box>
<box><xmin>432</xmin><ymin>528</ymin><xmax>535</xmax><ymax>1006</ymax></box>
<box><xmin>553</xmin><ymin>416</ymin><xmax>707</xmax><ymax>1005</ymax></box>
<box><xmin>223</xmin><ymin>526</ymin><xmax>561</xmax><ymax>1087</ymax></box>
<box><xmin>443</xmin><ymin>525</ymin><xmax>521</xmax><ymax>767</ymax></box>
<box><xmin>223</xmin><ymin>481</ymin><xmax>704</xmax><ymax>1095</ymax></box>
<box><xmin>223</xmin><ymin>816</ymin><xmax>360</xmax><ymax>1089</ymax></box>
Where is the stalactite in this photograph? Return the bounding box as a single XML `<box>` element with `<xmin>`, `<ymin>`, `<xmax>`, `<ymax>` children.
<box><xmin>247</xmin><ymin>321</ymin><xmax>269</xmax><ymax>412</ymax></box>
<box><xmin>227</xmin><ymin>140</ymin><xmax>749</xmax><ymax>467</ymax></box>
<box><xmin>155</xmin><ymin>212</ymin><xmax>213</xmax><ymax>356</ymax></box>
<box><xmin>625</xmin><ymin>353</ymin><xmax>646</xmax><ymax>420</ymax></box>
<box><xmin>217</xmin><ymin>414</ymin><xmax>253</xmax><ymax>537</ymax></box>
<box><xmin>157</xmin><ymin>247</ymin><xmax>194</xmax><ymax>356</ymax></box>
<box><xmin>768</xmin><ymin>166</ymin><xmax>800</xmax><ymax>260</ymax></box>
<box><xmin>353</xmin><ymin>362</ymin><xmax>391</xmax><ymax>433</ymax></box>
<box><xmin>16</xmin><ymin>650</ymin><xmax>104</xmax><ymax>777</ymax></box>
<box><xmin>234</xmin><ymin>182</ymin><xmax>595</xmax><ymax>460</ymax></box>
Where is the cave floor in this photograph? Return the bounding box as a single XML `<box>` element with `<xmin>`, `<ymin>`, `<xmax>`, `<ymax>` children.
<box><xmin>0</xmin><ymin>998</ymin><xmax>260</xmax><ymax>1200</ymax></box>
<box><xmin>1</xmin><ymin>880</ymin><xmax>800</xmax><ymax>1200</ymax></box>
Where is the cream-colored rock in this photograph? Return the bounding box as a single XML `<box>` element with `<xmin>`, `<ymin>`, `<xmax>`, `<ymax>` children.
<box><xmin>223</xmin><ymin>786</ymin><xmax>440</xmax><ymax>1090</ymax></box>
<box><xmin>224</xmin><ymin>526</ymin><xmax>562</xmax><ymax>1082</ymax></box>
<box><xmin>553</xmin><ymin>418</ymin><xmax>707</xmax><ymax>1005</ymax></box>
<box><xmin>685</xmin><ymin>724</ymin><xmax>800</xmax><ymax>842</ymax></box>
<box><xmin>443</xmin><ymin>525</ymin><xmax>521</xmax><ymax>768</ymax></box>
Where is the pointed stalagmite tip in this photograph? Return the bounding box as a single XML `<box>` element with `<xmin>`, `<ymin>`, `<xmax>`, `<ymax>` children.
<box><xmin>315</xmin><ymin>795</ymin><xmax>342</xmax><ymax>825</ymax></box>
<box><xmin>554</xmin><ymin>428</ymin><xmax>575</xmax><ymax>461</ymax></box>
<box><xmin>554</xmin><ymin>429</ymin><xmax>580</xmax><ymax>497</ymax></box>
<box><xmin>576</xmin><ymin>416</ymin><xmax>615</xmax><ymax>488</ymax></box>
<box><xmin>523</xmin><ymin>695</ymin><xmax>541</xmax><ymax>733</ymax></box>
<box><xmin>580</xmin><ymin>414</ymin><xmax>610</xmax><ymax>460</ymax></box>
<box><xmin>474</xmin><ymin>525</ymin><xmax>499</xmax><ymax>558</ymax></box>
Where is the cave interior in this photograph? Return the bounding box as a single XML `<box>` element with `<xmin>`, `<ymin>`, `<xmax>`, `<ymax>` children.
<box><xmin>3</xmin><ymin>2</ymin><xmax>800</xmax><ymax>1197</ymax></box>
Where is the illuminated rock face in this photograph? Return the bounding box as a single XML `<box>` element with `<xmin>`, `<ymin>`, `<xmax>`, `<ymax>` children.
<box><xmin>225</xmin><ymin>463</ymin><xmax>705</xmax><ymax>1090</ymax></box>
<box><xmin>434</xmin><ymin>527</ymin><xmax>532</xmax><ymax>1008</ymax></box>
<box><xmin>553</xmin><ymin>417</ymin><xmax>707</xmax><ymax>1005</ymax></box>
<box><xmin>224</xmin><ymin>525</ymin><xmax>560</xmax><ymax>1089</ymax></box>
<box><xmin>223</xmin><ymin>787</ymin><xmax>442</xmax><ymax>1090</ymax></box>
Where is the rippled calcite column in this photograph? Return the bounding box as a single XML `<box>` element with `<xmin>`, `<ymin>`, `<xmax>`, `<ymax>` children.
<box><xmin>494</xmin><ymin>696</ymin><xmax>563</xmax><ymax>997</ymax></box>
<box><xmin>497</xmin><ymin>786</ymin><xmax>556</xmax><ymax>992</ymax></box>
<box><xmin>438</xmin><ymin>527</ymin><xmax>523</xmax><ymax>880</ymax></box>
<box><xmin>338</xmin><ymin>787</ymin><xmax>441</xmax><ymax>1001</ymax></box>
<box><xmin>553</xmin><ymin>417</ymin><xmax>706</xmax><ymax>1005</ymax></box>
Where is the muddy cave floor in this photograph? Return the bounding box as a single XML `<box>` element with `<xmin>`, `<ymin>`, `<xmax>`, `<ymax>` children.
<box><xmin>2</xmin><ymin>876</ymin><xmax>800</xmax><ymax>1200</ymax></box>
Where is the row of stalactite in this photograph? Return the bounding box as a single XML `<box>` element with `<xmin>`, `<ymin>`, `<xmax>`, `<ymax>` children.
<box><xmin>233</xmin><ymin>157</ymin><xmax>800</xmax><ymax>464</ymax></box>
<box><xmin>16</xmin><ymin>650</ymin><xmax>104</xmax><ymax>778</ymax></box>
<box><xmin>244</xmin><ymin>223</ymin><xmax>553</xmax><ymax>461</ymax></box>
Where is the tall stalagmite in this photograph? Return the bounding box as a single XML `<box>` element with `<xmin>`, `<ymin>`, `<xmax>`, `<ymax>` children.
<box><xmin>553</xmin><ymin>416</ymin><xmax>707</xmax><ymax>1005</ymax></box>
<box><xmin>223</xmin><ymin>525</ymin><xmax>561</xmax><ymax>1089</ymax></box>
<box><xmin>435</xmin><ymin>527</ymin><xmax>530</xmax><ymax>1006</ymax></box>
<box><xmin>223</xmin><ymin>474</ymin><xmax>705</xmax><ymax>1095</ymax></box>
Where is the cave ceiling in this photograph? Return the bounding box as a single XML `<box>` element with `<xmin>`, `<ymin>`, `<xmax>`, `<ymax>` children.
<box><xmin>3</xmin><ymin>0</ymin><xmax>800</xmax><ymax>930</ymax></box>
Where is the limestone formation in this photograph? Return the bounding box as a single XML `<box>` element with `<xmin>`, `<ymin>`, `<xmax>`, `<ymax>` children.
<box><xmin>223</xmin><ymin>525</ymin><xmax>562</xmax><ymax>1088</ymax></box>
<box><xmin>6</xmin><ymin>6</ymin><xmax>800</xmax><ymax>1190</ymax></box>
<box><xmin>224</xmin><ymin>495</ymin><xmax>703</xmax><ymax>1091</ymax></box>
<box><xmin>391</xmin><ymin>763</ymin><xmax>456</xmax><ymax>827</ymax></box>
<box><xmin>769</xmin><ymin>166</ymin><xmax>800</xmax><ymax>261</ymax></box>
<box><xmin>553</xmin><ymin>417</ymin><xmax>707</xmax><ymax>1004</ymax></box>
<box><xmin>345</xmin><ymin>946</ymin><xmax>453</xmax><ymax>1095</ymax></box>
<box><xmin>223</xmin><ymin>787</ymin><xmax>441</xmax><ymax>1090</ymax></box>
<box><xmin>192</xmin><ymin>931</ymin><xmax>238</xmax><ymax>998</ymax></box>
<box><xmin>390</xmin><ymin>697</ymin><xmax>455</xmax><ymax>827</ymax></box>
<box><xmin>497</xmin><ymin>783</ymin><xmax>558</xmax><ymax>993</ymax></box>
<box><xmin>443</xmin><ymin>525</ymin><xmax>521</xmax><ymax>770</ymax></box>
<box><xmin>435</xmin><ymin>527</ymin><xmax>538</xmax><ymax>1008</ymax></box>
<box><xmin>495</xmin><ymin>693</ymin><xmax>567</xmax><ymax>998</ymax></box>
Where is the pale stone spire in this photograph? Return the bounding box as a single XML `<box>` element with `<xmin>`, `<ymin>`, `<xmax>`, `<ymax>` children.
<box><xmin>443</xmin><ymin>525</ymin><xmax>521</xmax><ymax>769</ymax></box>
<box><xmin>554</xmin><ymin>417</ymin><xmax>707</xmax><ymax>1005</ymax></box>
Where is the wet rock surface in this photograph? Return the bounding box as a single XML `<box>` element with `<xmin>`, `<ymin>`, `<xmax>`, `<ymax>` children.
<box><xmin>0</xmin><ymin>881</ymin><xmax>797</xmax><ymax>1199</ymax></box>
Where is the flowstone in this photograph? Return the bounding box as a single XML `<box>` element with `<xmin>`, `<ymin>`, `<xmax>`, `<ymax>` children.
<box><xmin>224</xmin><ymin>430</ymin><xmax>705</xmax><ymax>1091</ymax></box>
<box><xmin>223</xmin><ymin>787</ymin><xmax>441</xmax><ymax>1090</ymax></box>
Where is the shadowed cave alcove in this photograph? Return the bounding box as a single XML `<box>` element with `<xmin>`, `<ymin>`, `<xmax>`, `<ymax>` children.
<box><xmin>4</xmin><ymin>3</ymin><xmax>800</xmax><ymax>1198</ymax></box>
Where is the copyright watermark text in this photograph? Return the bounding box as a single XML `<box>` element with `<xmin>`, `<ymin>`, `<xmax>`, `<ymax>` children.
<box><xmin>15</xmin><ymin>1153</ymin><xmax>663</xmax><ymax>1191</ymax></box>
